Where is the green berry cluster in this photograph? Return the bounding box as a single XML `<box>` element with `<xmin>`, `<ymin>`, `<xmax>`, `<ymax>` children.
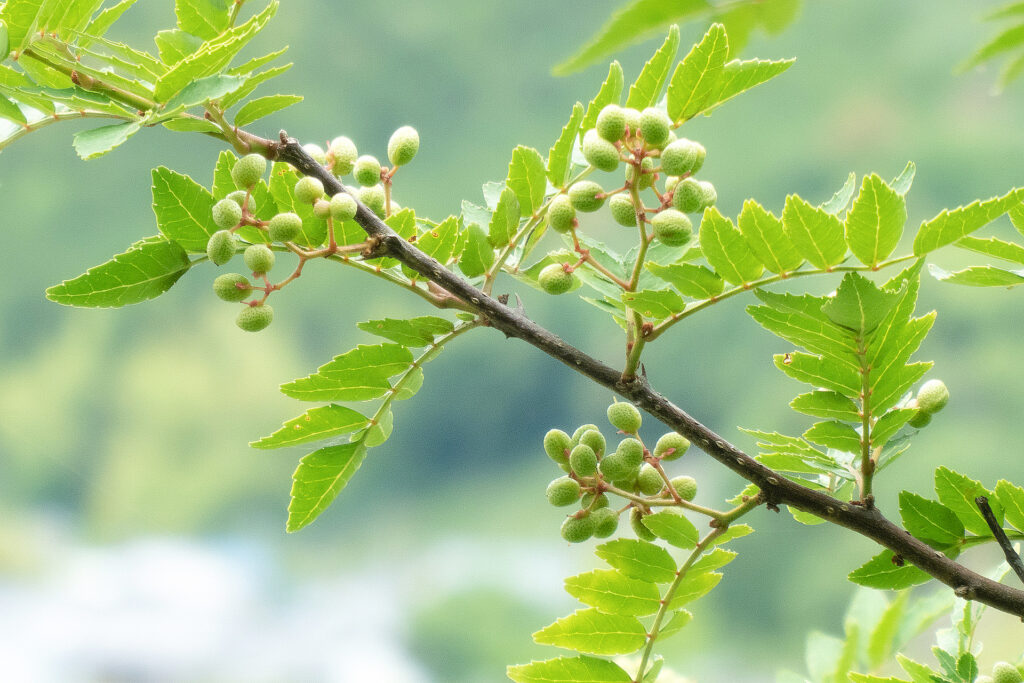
<box><xmin>907</xmin><ymin>378</ymin><xmax>949</xmax><ymax>429</ymax></box>
<box><xmin>542</xmin><ymin>400</ymin><xmax>699</xmax><ymax>544</ymax></box>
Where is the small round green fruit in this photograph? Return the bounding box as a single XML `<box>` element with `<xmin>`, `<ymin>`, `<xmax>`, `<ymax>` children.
<box><xmin>226</xmin><ymin>190</ymin><xmax>248</xmax><ymax>208</ymax></box>
<box><xmin>353</xmin><ymin>155</ymin><xmax>382</xmax><ymax>187</ymax></box>
<box><xmin>670</xmin><ymin>475</ymin><xmax>698</xmax><ymax>502</ymax></box>
<box><xmin>616</xmin><ymin>438</ymin><xmax>645</xmax><ymax>469</ymax></box>
<box><xmin>907</xmin><ymin>410</ymin><xmax>932</xmax><ymax>429</ymax></box>
<box><xmin>581</xmin><ymin>492</ymin><xmax>609</xmax><ymax>510</ymax></box>
<box><xmin>547</xmin><ymin>476</ymin><xmax>581</xmax><ymax>507</ymax></box>
<box><xmin>572</xmin><ymin>424</ymin><xmax>601</xmax><ymax>444</ymax></box>
<box><xmin>212</xmin><ymin>198</ymin><xmax>243</xmax><ymax>229</ymax></box>
<box><xmin>672</xmin><ymin>177</ymin><xmax>705</xmax><ymax>213</ymax></box>
<box><xmin>330</xmin><ymin>193</ymin><xmax>359</xmax><ymax>222</ymax></box>
<box><xmin>654</xmin><ymin>433</ymin><xmax>690</xmax><ymax>461</ymax></box>
<box><xmin>609</xmin><ymin>194</ymin><xmax>638</xmax><ymax>227</ymax></box>
<box><xmin>652</xmin><ymin>209</ymin><xmax>693</xmax><ymax>247</ymax></box>
<box><xmin>328</xmin><ymin>136</ymin><xmax>358</xmax><ymax>175</ymax></box>
<box><xmin>637</xmin><ymin>464</ymin><xmax>664</xmax><ymax>496</ymax></box>
<box><xmin>569</xmin><ymin>444</ymin><xmax>598</xmax><ymax>477</ymax></box>
<box><xmin>916</xmin><ymin>379</ymin><xmax>949</xmax><ymax>414</ymax></box>
<box><xmin>561</xmin><ymin>513</ymin><xmax>596</xmax><ymax>543</ymax></box>
<box><xmin>578</xmin><ymin>429</ymin><xmax>606</xmax><ymax>458</ymax></box>
<box><xmin>387</xmin><ymin>125</ymin><xmax>420</xmax><ymax>166</ymax></box>
<box><xmin>993</xmin><ymin>663</ymin><xmax>1024</xmax><ymax>683</ymax></box>
<box><xmin>547</xmin><ymin>194</ymin><xmax>576</xmax><ymax>233</ymax></box>
<box><xmin>660</xmin><ymin>138</ymin><xmax>706</xmax><ymax>177</ymax></box>
<box><xmin>313</xmin><ymin>199</ymin><xmax>331</xmax><ymax>218</ymax></box>
<box><xmin>303</xmin><ymin>143</ymin><xmax>327</xmax><ymax>165</ymax></box>
<box><xmin>582</xmin><ymin>128</ymin><xmax>620</xmax><ymax>172</ymax></box>
<box><xmin>212</xmin><ymin>273</ymin><xmax>251</xmax><ymax>302</ymax></box>
<box><xmin>232</xmin><ymin>153</ymin><xmax>267</xmax><ymax>189</ymax></box>
<box><xmin>596</xmin><ymin>104</ymin><xmax>626</xmax><ymax>142</ymax></box>
<box><xmin>623</xmin><ymin>108</ymin><xmax>642</xmax><ymax>136</ymax></box>
<box><xmin>538</xmin><ymin>263</ymin><xmax>577</xmax><ymax>295</ymax></box>
<box><xmin>294</xmin><ymin>175</ymin><xmax>324</xmax><ymax>204</ymax></box>
<box><xmin>591</xmin><ymin>508</ymin><xmax>619</xmax><ymax>538</ymax></box>
<box><xmin>607</xmin><ymin>402</ymin><xmax>642</xmax><ymax>433</ymax></box>
<box><xmin>357</xmin><ymin>184</ymin><xmax>386</xmax><ymax>218</ymax></box>
<box><xmin>206</xmin><ymin>229</ymin><xmax>236</xmax><ymax>266</ymax></box>
<box><xmin>544</xmin><ymin>429</ymin><xmax>573</xmax><ymax>465</ymax></box>
<box><xmin>599</xmin><ymin>453</ymin><xmax>631</xmax><ymax>481</ymax></box>
<box><xmin>630</xmin><ymin>507</ymin><xmax>656</xmax><ymax>540</ymax></box>
<box><xmin>639</xmin><ymin>107</ymin><xmax>671</xmax><ymax>147</ymax></box>
<box><xmin>243</xmin><ymin>244</ymin><xmax>275</xmax><ymax>274</ymax></box>
<box><xmin>236</xmin><ymin>303</ymin><xmax>273</xmax><ymax>332</ymax></box>
<box><xmin>268</xmin><ymin>212</ymin><xmax>303</xmax><ymax>243</ymax></box>
<box><xmin>568</xmin><ymin>180</ymin><xmax>606</xmax><ymax>213</ymax></box>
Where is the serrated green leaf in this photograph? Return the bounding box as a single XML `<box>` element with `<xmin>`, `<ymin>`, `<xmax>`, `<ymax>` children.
<box><xmin>848</xmin><ymin>675</ymin><xmax>910</xmax><ymax>683</ymax></box>
<box><xmin>595</xmin><ymin>538</ymin><xmax>676</xmax><ymax>583</ymax></box>
<box><xmin>897</xmin><ymin>655</ymin><xmax>942</xmax><ymax>683</ymax></box>
<box><xmin>928</xmin><ymin>263</ymin><xmax>1024</xmax><ymax>287</ymax></box>
<box><xmin>161</xmin><ymin>116</ymin><xmax>221</xmax><ymax>133</ymax></box>
<box><xmin>703</xmin><ymin>56</ymin><xmax>795</xmax><ymax>114</ymax></box>
<box><xmin>580</xmin><ymin>61</ymin><xmax>624</xmax><ymax>138</ymax></box>
<box><xmin>507</xmin><ymin>656</ymin><xmax>631</xmax><ymax>683</ymax></box>
<box><xmin>155</xmin><ymin>28</ymin><xmax>203</xmax><ymax>65</ymax></box>
<box><xmin>251</xmin><ymin>405</ymin><xmax>368</xmax><ymax>450</ymax></box>
<box><xmin>622</xmin><ymin>288</ymin><xmax>686</xmax><ymax>320</ymax></box>
<box><xmin>845</xmin><ymin>174</ymin><xmax>906</xmax><ymax>267</ymax></box>
<box><xmin>162</xmin><ymin>73</ymin><xmax>242</xmax><ymax>112</ymax></box>
<box><xmin>564</xmin><ymin>569</ymin><xmax>661</xmax><ymax>617</ymax></box>
<box><xmin>233</xmin><ymin>93</ymin><xmax>302</xmax><ymax>127</ymax></box>
<box><xmin>689</xmin><ymin>548</ymin><xmax>737</xmax><ymax>574</ymax></box>
<box><xmin>913</xmin><ymin>188</ymin><xmax>1024</xmax><ymax>255</ymax></box>
<box><xmin>488</xmin><ymin>186</ymin><xmax>519</xmax><ymax>247</ymax></box>
<box><xmin>870</xmin><ymin>408</ymin><xmax>915</xmax><ymax>448</ymax></box>
<box><xmin>667</xmin><ymin>571</ymin><xmax>722</xmax><ymax>608</ymax></box>
<box><xmin>1</xmin><ymin>0</ymin><xmax>43</xmax><ymax>53</ymax></box>
<box><xmin>641</xmin><ymin>509</ymin><xmax>698</xmax><ymax>549</ymax></box>
<box><xmin>709</xmin><ymin>523</ymin><xmax>753</xmax><ymax>546</ymax></box>
<box><xmin>667</xmin><ymin>23</ymin><xmax>728</xmax><ymax>123</ymax></box>
<box><xmin>72</xmin><ymin>120</ymin><xmax>140</xmax><ymax>160</ymax></box>
<box><xmin>955</xmin><ymin>235</ymin><xmax>1024</xmax><ymax>264</ymax></box>
<box><xmin>287</xmin><ymin>442</ymin><xmax>366</xmax><ymax>532</ymax></box>
<box><xmin>737</xmin><ymin>199</ymin><xmax>802</xmax><ymax>273</ymax></box>
<box><xmin>533</xmin><ymin>608</ymin><xmax>646</xmax><ymax>656</ymax></box>
<box><xmin>790</xmin><ymin>391</ymin><xmax>860</xmax><ymax>421</ymax></box>
<box><xmin>0</xmin><ymin>93</ymin><xmax>26</xmax><ymax>123</ymax></box>
<box><xmin>506</xmin><ymin>146</ymin><xmax>547</xmax><ymax>217</ymax></box>
<box><xmin>775</xmin><ymin>352</ymin><xmax>862</xmax><ymax>396</ymax></box>
<box><xmin>1010</xmin><ymin>202</ymin><xmax>1024</xmax><ymax>235</ymax></box>
<box><xmin>960</xmin><ymin>22</ymin><xmax>1024</xmax><ymax>72</ymax></box>
<box><xmin>748</xmin><ymin>291</ymin><xmax>859</xmax><ymax>361</ymax></box>
<box><xmin>82</xmin><ymin>0</ymin><xmax>138</xmax><ymax>46</ymax></box>
<box><xmin>898</xmin><ymin>491</ymin><xmax>964</xmax><ymax>546</ymax></box>
<box><xmin>890</xmin><ymin>161</ymin><xmax>916</xmax><ymax>196</ymax></box>
<box><xmin>804</xmin><ymin>421</ymin><xmax>861</xmax><ymax>453</ymax></box>
<box><xmin>934</xmin><ymin>466</ymin><xmax>1002</xmax><ymax>537</ymax></box>
<box><xmin>624</xmin><ymin>25</ymin><xmax>678</xmax><ymax>110</ymax></box>
<box><xmin>995</xmin><ymin>479</ymin><xmax>1024</xmax><ymax>531</ymax></box>
<box><xmin>415</xmin><ymin>215</ymin><xmax>460</xmax><ymax>265</ymax></box>
<box><xmin>821</xmin><ymin>172</ymin><xmax>857</xmax><ymax>215</ymax></box>
<box><xmin>220</xmin><ymin>62</ymin><xmax>291</xmax><ymax>109</ymax></box>
<box><xmin>699</xmin><ymin>206</ymin><xmax>764</xmax><ymax>284</ymax></box>
<box><xmin>822</xmin><ymin>271</ymin><xmax>899</xmax><ymax>334</ymax></box>
<box><xmin>645</xmin><ymin>261</ymin><xmax>724</xmax><ymax>299</ymax></box>
<box><xmin>359</xmin><ymin>316</ymin><xmax>456</xmax><ymax>348</ymax></box>
<box><xmin>458</xmin><ymin>223</ymin><xmax>495</xmax><ymax>278</ymax></box>
<box><xmin>848</xmin><ymin>550</ymin><xmax>931</xmax><ymax>589</ymax></box>
<box><xmin>657</xmin><ymin>609</ymin><xmax>692</xmax><ymax>642</ymax></box>
<box><xmin>46</xmin><ymin>235</ymin><xmax>191</xmax><ymax>308</ymax></box>
<box><xmin>280</xmin><ymin>344</ymin><xmax>414</xmax><ymax>402</ymax></box>
<box><xmin>870</xmin><ymin>359</ymin><xmax>933</xmax><ymax>416</ymax></box>
<box><xmin>151</xmin><ymin>166</ymin><xmax>220</xmax><ymax>252</ymax></box>
<box><xmin>174</xmin><ymin>0</ymin><xmax>229</xmax><ymax>40</ymax></box>
<box><xmin>782</xmin><ymin>194</ymin><xmax>847</xmax><ymax>269</ymax></box>
<box><xmin>547</xmin><ymin>101</ymin><xmax>584</xmax><ymax>188</ymax></box>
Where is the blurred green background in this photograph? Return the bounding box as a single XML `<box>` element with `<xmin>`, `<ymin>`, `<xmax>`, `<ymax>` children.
<box><xmin>1</xmin><ymin>0</ymin><xmax>1023</xmax><ymax>680</ymax></box>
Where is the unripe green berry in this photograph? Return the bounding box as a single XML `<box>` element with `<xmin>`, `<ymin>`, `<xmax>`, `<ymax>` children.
<box><xmin>548</xmin><ymin>194</ymin><xmax>576</xmax><ymax>233</ymax></box>
<box><xmin>670</xmin><ymin>475</ymin><xmax>698</xmax><ymax>502</ymax></box>
<box><xmin>569</xmin><ymin>444</ymin><xmax>598</xmax><ymax>477</ymax></box>
<box><xmin>561</xmin><ymin>513</ymin><xmax>596</xmax><ymax>543</ymax></box>
<box><xmin>303</xmin><ymin>143</ymin><xmax>327</xmax><ymax>165</ymax></box>
<box><xmin>313</xmin><ymin>199</ymin><xmax>331</xmax><ymax>218</ymax></box>
<box><xmin>698</xmin><ymin>180</ymin><xmax>717</xmax><ymax>209</ymax></box>
<box><xmin>330</xmin><ymin>193</ymin><xmax>359</xmax><ymax>221</ymax></box>
<box><xmin>547</xmin><ymin>476</ymin><xmax>581</xmax><ymax>507</ymax></box>
<box><xmin>623</xmin><ymin>108</ymin><xmax>642</xmax><ymax>136</ymax></box>
<box><xmin>294</xmin><ymin>175</ymin><xmax>324</xmax><ymax>204</ymax></box>
<box><xmin>630</xmin><ymin>507</ymin><xmax>656</xmax><ymax>541</ymax></box>
<box><xmin>206</xmin><ymin>229</ymin><xmax>236</xmax><ymax>266</ymax></box>
<box><xmin>328</xmin><ymin>136</ymin><xmax>358</xmax><ymax>175</ymax></box>
<box><xmin>568</xmin><ymin>180</ymin><xmax>606</xmax><ymax>212</ymax></box>
<box><xmin>268</xmin><ymin>212</ymin><xmax>303</xmax><ymax>243</ymax></box>
<box><xmin>609</xmin><ymin>194</ymin><xmax>638</xmax><ymax>227</ymax></box>
<box><xmin>916</xmin><ymin>379</ymin><xmax>949</xmax><ymax>414</ymax></box>
<box><xmin>578</xmin><ymin>429</ymin><xmax>606</xmax><ymax>458</ymax></box>
<box><xmin>993</xmin><ymin>663</ymin><xmax>1024</xmax><ymax>683</ymax></box>
<box><xmin>640</xmin><ymin>107</ymin><xmax>671</xmax><ymax>147</ymax></box>
<box><xmin>357</xmin><ymin>184</ymin><xmax>386</xmax><ymax>218</ymax></box>
<box><xmin>637</xmin><ymin>464</ymin><xmax>664</xmax><ymax>495</ymax></box>
<box><xmin>608</xmin><ymin>402</ymin><xmax>642</xmax><ymax>433</ymax></box>
<box><xmin>660</xmin><ymin>138</ymin><xmax>706</xmax><ymax>177</ymax></box>
<box><xmin>654</xmin><ymin>432</ymin><xmax>690</xmax><ymax>461</ymax></box>
<box><xmin>212</xmin><ymin>197</ymin><xmax>243</xmax><ymax>229</ymax></box>
<box><xmin>613</xmin><ymin>473</ymin><xmax>638</xmax><ymax>490</ymax></box>
<box><xmin>596</xmin><ymin>104</ymin><xmax>627</xmax><ymax>142</ymax></box>
<box><xmin>212</xmin><ymin>273</ymin><xmax>251</xmax><ymax>302</ymax></box>
<box><xmin>616</xmin><ymin>438</ymin><xmax>645</xmax><ymax>469</ymax></box>
<box><xmin>538</xmin><ymin>263</ymin><xmax>577</xmax><ymax>295</ymax></box>
<box><xmin>544</xmin><ymin>429</ymin><xmax>572</xmax><ymax>466</ymax></box>
<box><xmin>232</xmin><ymin>153</ymin><xmax>267</xmax><ymax>189</ymax></box>
<box><xmin>582</xmin><ymin>128</ymin><xmax>620</xmax><ymax>172</ymax></box>
<box><xmin>907</xmin><ymin>409</ymin><xmax>931</xmax><ymax>429</ymax></box>
<box><xmin>581</xmin><ymin>492</ymin><xmax>609</xmax><ymax>510</ymax></box>
<box><xmin>353</xmin><ymin>155</ymin><xmax>382</xmax><ymax>187</ymax></box>
<box><xmin>672</xmin><ymin>177</ymin><xmax>707</xmax><ymax>213</ymax></box>
<box><xmin>625</xmin><ymin>157</ymin><xmax>655</xmax><ymax>190</ymax></box>
<box><xmin>599</xmin><ymin>452</ymin><xmax>631</xmax><ymax>481</ymax></box>
<box><xmin>236</xmin><ymin>303</ymin><xmax>273</xmax><ymax>332</ymax></box>
<box><xmin>387</xmin><ymin>125</ymin><xmax>420</xmax><ymax>166</ymax></box>
<box><xmin>652</xmin><ymin>209</ymin><xmax>693</xmax><ymax>247</ymax></box>
<box><xmin>226</xmin><ymin>190</ymin><xmax>248</xmax><ymax>207</ymax></box>
<box><xmin>244</xmin><ymin>244</ymin><xmax>275</xmax><ymax>274</ymax></box>
<box><xmin>591</xmin><ymin>508</ymin><xmax>619</xmax><ymax>538</ymax></box>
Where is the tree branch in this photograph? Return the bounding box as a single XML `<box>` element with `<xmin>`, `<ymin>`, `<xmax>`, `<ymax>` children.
<box><xmin>267</xmin><ymin>131</ymin><xmax>1024</xmax><ymax>619</ymax></box>
<box><xmin>976</xmin><ymin>496</ymin><xmax>1024</xmax><ymax>586</ymax></box>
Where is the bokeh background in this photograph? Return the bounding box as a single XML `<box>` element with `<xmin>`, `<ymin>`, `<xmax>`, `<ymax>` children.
<box><xmin>2</xmin><ymin>1</ymin><xmax>1024</xmax><ymax>680</ymax></box>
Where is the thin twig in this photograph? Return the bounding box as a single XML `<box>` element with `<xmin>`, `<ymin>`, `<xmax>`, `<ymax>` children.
<box><xmin>976</xmin><ymin>496</ymin><xmax>1024</xmax><ymax>585</ymax></box>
